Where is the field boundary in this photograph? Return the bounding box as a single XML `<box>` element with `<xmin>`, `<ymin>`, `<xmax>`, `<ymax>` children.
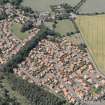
<box><xmin>78</xmin><ymin>12</ymin><xmax>105</xmax><ymax>16</ymax></box>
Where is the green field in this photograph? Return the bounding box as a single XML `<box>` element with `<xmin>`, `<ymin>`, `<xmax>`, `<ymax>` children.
<box><xmin>22</xmin><ymin>0</ymin><xmax>80</xmax><ymax>11</ymax></box>
<box><xmin>76</xmin><ymin>15</ymin><xmax>105</xmax><ymax>73</ymax></box>
<box><xmin>55</xmin><ymin>19</ymin><xmax>76</xmax><ymax>35</ymax></box>
<box><xmin>11</xmin><ymin>23</ymin><xmax>29</xmax><ymax>40</ymax></box>
<box><xmin>78</xmin><ymin>0</ymin><xmax>105</xmax><ymax>13</ymax></box>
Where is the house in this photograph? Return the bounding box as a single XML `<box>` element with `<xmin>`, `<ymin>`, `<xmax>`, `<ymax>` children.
<box><xmin>69</xmin><ymin>12</ymin><xmax>77</xmax><ymax>20</ymax></box>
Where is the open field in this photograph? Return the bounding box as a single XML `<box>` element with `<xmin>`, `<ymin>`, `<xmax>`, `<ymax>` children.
<box><xmin>76</xmin><ymin>15</ymin><xmax>105</xmax><ymax>74</ymax></box>
<box><xmin>11</xmin><ymin>23</ymin><xmax>29</xmax><ymax>40</ymax></box>
<box><xmin>22</xmin><ymin>0</ymin><xmax>80</xmax><ymax>11</ymax></box>
<box><xmin>78</xmin><ymin>0</ymin><xmax>105</xmax><ymax>13</ymax></box>
<box><xmin>55</xmin><ymin>19</ymin><xmax>76</xmax><ymax>35</ymax></box>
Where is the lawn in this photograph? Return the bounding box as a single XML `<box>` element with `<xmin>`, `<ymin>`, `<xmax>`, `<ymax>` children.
<box><xmin>22</xmin><ymin>0</ymin><xmax>81</xmax><ymax>11</ymax></box>
<box><xmin>55</xmin><ymin>19</ymin><xmax>76</xmax><ymax>35</ymax></box>
<box><xmin>11</xmin><ymin>22</ymin><xmax>29</xmax><ymax>40</ymax></box>
<box><xmin>76</xmin><ymin>15</ymin><xmax>105</xmax><ymax>74</ymax></box>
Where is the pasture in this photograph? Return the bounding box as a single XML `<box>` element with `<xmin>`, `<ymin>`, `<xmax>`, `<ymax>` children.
<box><xmin>11</xmin><ymin>23</ymin><xmax>29</xmax><ymax>40</ymax></box>
<box><xmin>22</xmin><ymin>0</ymin><xmax>80</xmax><ymax>11</ymax></box>
<box><xmin>78</xmin><ymin>0</ymin><xmax>105</xmax><ymax>13</ymax></box>
<box><xmin>45</xmin><ymin>20</ymin><xmax>77</xmax><ymax>36</ymax></box>
<box><xmin>55</xmin><ymin>19</ymin><xmax>76</xmax><ymax>35</ymax></box>
<box><xmin>76</xmin><ymin>15</ymin><xmax>105</xmax><ymax>73</ymax></box>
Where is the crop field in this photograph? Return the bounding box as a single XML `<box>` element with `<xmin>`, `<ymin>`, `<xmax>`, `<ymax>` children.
<box><xmin>55</xmin><ymin>19</ymin><xmax>76</xmax><ymax>35</ymax></box>
<box><xmin>76</xmin><ymin>15</ymin><xmax>105</xmax><ymax>73</ymax></box>
<box><xmin>11</xmin><ymin>23</ymin><xmax>29</xmax><ymax>40</ymax></box>
<box><xmin>22</xmin><ymin>0</ymin><xmax>80</xmax><ymax>11</ymax></box>
<box><xmin>78</xmin><ymin>0</ymin><xmax>105</xmax><ymax>13</ymax></box>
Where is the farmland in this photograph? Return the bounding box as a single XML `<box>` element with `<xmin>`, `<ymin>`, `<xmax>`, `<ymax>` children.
<box><xmin>76</xmin><ymin>15</ymin><xmax>105</xmax><ymax>73</ymax></box>
<box><xmin>22</xmin><ymin>0</ymin><xmax>81</xmax><ymax>11</ymax></box>
<box><xmin>45</xmin><ymin>20</ymin><xmax>76</xmax><ymax>35</ymax></box>
<box><xmin>55</xmin><ymin>19</ymin><xmax>76</xmax><ymax>35</ymax></box>
<box><xmin>78</xmin><ymin>0</ymin><xmax>105</xmax><ymax>13</ymax></box>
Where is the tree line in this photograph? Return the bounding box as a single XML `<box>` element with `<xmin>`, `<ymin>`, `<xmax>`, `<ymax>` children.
<box><xmin>3</xmin><ymin>26</ymin><xmax>59</xmax><ymax>73</ymax></box>
<box><xmin>0</xmin><ymin>0</ymin><xmax>23</xmax><ymax>5</ymax></box>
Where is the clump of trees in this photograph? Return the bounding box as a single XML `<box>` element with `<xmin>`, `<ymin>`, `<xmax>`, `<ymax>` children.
<box><xmin>0</xmin><ymin>73</ymin><xmax>20</xmax><ymax>105</ymax></box>
<box><xmin>78</xmin><ymin>43</ymin><xmax>87</xmax><ymax>52</ymax></box>
<box><xmin>7</xmin><ymin>73</ymin><xmax>68</xmax><ymax>105</ymax></box>
<box><xmin>52</xmin><ymin>20</ymin><xmax>58</xmax><ymax>31</ymax></box>
<box><xmin>19</xmin><ymin>6</ymin><xmax>35</xmax><ymax>16</ymax></box>
<box><xmin>0</xmin><ymin>12</ymin><xmax>8</xmax><ymax>20</ymax></box>
<box><xmin>0</xmin><ymin>0</ymin><xmax>23</xmax><ymax>5</ymax></box>
<box><xmin>61</xmin><ymin>3</ymin><xmax>73</xmax><ymax>13</ymax></box>
<box><xmin>0</xmin><ymin>0</ymin><xmax>9</xmax><ymax>5</ymax></box>
<box><xmin>9</xmin><ymin>0</ymin><xmax>23</xmax><ymax>5</ymax></box>
<box><xmin>66</xmin><ymin>32</ymin><xmax>75</xmax><ymax>36</ymax></box>
<box><xmin>21</xmin><ymin>20</ymin><xmax>33</xmax><ymax>32</ymax></box>
<box><xmin>0</xmin><ymin>95</ymin><xmax>20</xmax><ymax>105</ymax></box>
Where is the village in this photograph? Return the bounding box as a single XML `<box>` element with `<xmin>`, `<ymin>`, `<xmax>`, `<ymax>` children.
<box><xmin>0</xmin><ymin>1</ymin><xmax>78</xmax><ymax>64</ymax></box>
<box><xmin>0</xmin><ymin>0</ymin><xmax>105</xmax><ymax>105</ymax></box>
<box><xmin>13</xmin><ymin>35</ymin><xmax>105</xmax><ymax>104</ymax></box>
<box><xmin>0</xmin><ymin>3</ymin><xmax>40</xmax><ymax>64</ymax></box>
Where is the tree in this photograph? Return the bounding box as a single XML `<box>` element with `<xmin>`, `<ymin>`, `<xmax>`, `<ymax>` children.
<box><xmin>0</xmin><ymin>0</ymin><xmax>9</xmax><ymax>5</ymax></box>
<box><xmin>78</xmin><ymin>43</ymin><xmax>87</xmax><ymax>52</ymax></box>
<box><xmin>9</xmin><ymin>0</ymin><xmax>23</xmax><ymax>5</ymax></box>
<box><xmin>54</xmin><ymin>20</ymin><xmax>58</xmax><ymax>24</ymax></box>
<box><xmin>52</xmin><ymin>23</ymin><xmax>56</xmax><ymax>31</ymax></box>
<box><xmin>66</xmin><ymin>32</ymin><xmax>71</xmax><ymax>36</ymax></box>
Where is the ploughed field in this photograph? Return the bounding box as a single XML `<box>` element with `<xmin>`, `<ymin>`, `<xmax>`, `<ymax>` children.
<box><xmin>22</xmin><ymin>0</ymin><xmax>81</xmax><ymax>11</ymax></box>
<box><xmin>76</xmin><ymin>15</ymin><xmax>105</xmax><ymax>74</ymax></box>
<box><xmin>78</xmin><ymin>0</ymin><xmax>105</xmax><ymax>13</ymax></box>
